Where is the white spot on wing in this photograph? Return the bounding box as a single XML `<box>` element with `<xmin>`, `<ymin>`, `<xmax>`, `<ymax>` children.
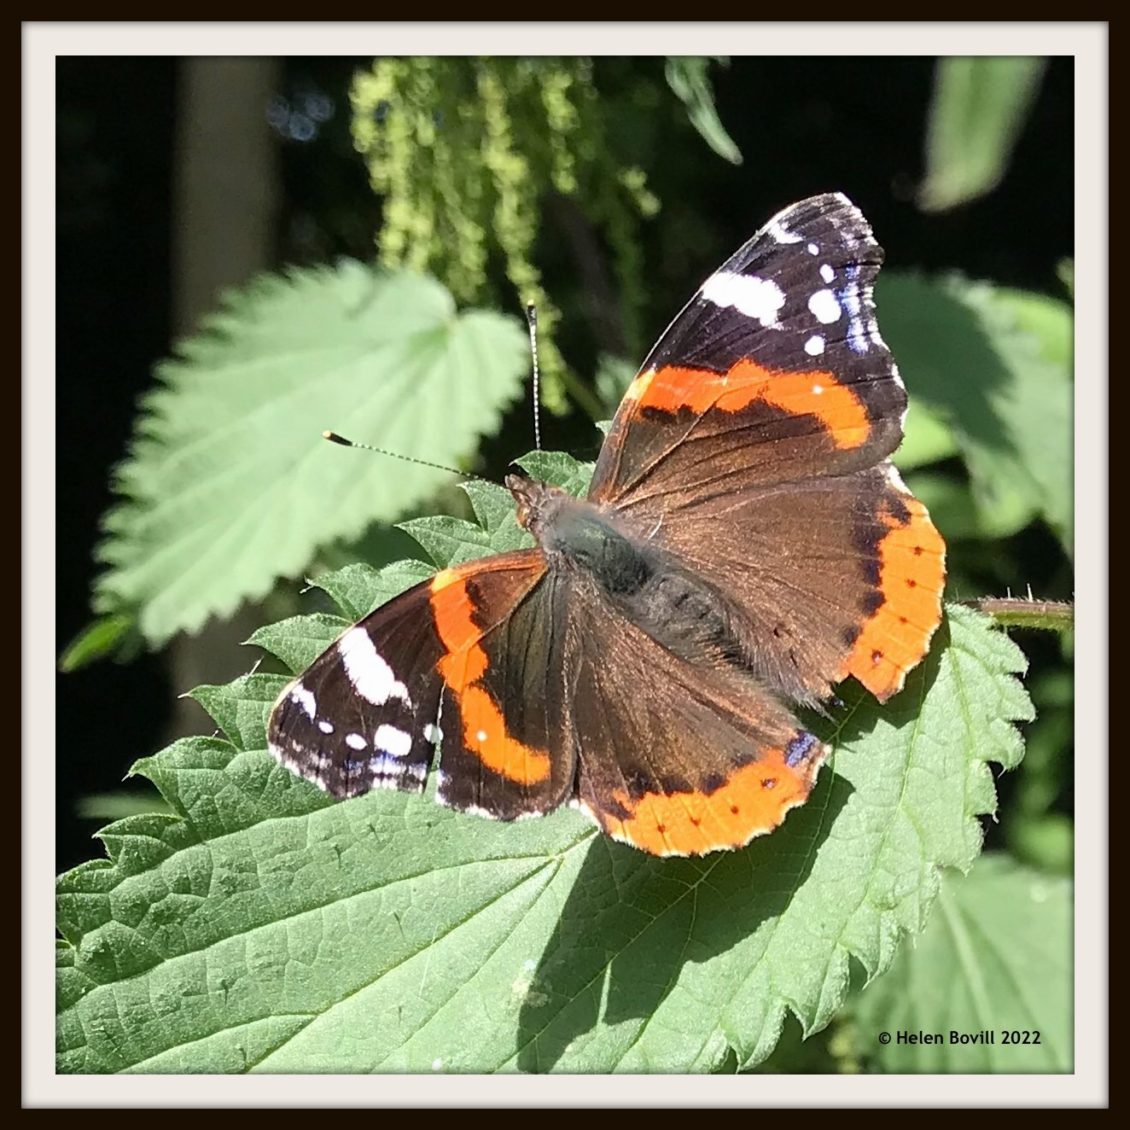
<box><xmin>476</xmin><ymin>729</ymin><xmax>488</xmax><ymax>743</ymax></box>
<box><xmin>766</xmin><ymin>211</ymin><xmax>803</xmax><ymax>244</ymax></box>
<box><xmin>375</xmin><ymin>724</ymin><xmax>412</xmax><ymax>758</ymax></box>
<box><xmin>804</xmin><ymin>335</ymin><xmax>825</xmax><ymax>357</ymax></box>
<box><xmin>368</xmin><ymin>752</ymin><xmax>414</xmax><ymax>779</ymax></box>
<box><xmin>807</xmin><ymin>242</ymin><xmax>819</xmax><ymax>255</ymax></box>
<box><xmin>808</xmin><ymin>289</ymin><xmax>842</xmax><ymax>324</ymax></box>
<box><xmin>700</xmin><ymin>271</ymin><xmax>786</xmax><ymax>327</ymax></box>
<box><xmin>345</xmin><ymin>732</ymin><xmax>367</xmax><ymax>751</ymax></box>
<box><xmin>885</xmin><ymin>463</ymin><xmax>911</xmax><ymax>494</ymax></box>
<box><xmin>424</xmin><ymin>723</ymin><xmax>443</xmax><ymax>745</ymax></box>
<box><xmin>820</xmin><ymin>263</ymin><xmax>835</xmax><ymax>283</ymax></box>
<box><xmin>462</xmin><ymin>803</ymin><xmax>505</xmax><ymax>820</ymax></box>
<box><xmin>289</xmin><ymin>684</ymin><xmax>316</xmax><ymax>719</ymax></box>
<box><xmin>338</xmin><ymin>628</ymin><xmax>411</xmax><ymax>707</ymax></box>
<box><xmin>318</xmin><ymin>720</ymin><xmax>334</xmax><ymax>734</ymax></box>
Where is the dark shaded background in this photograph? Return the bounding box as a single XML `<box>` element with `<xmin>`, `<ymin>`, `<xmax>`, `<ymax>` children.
<box><xmin>56</xmin><ymin>57</ymin><xmax>1073</xmax><ymax>872</ymax></box>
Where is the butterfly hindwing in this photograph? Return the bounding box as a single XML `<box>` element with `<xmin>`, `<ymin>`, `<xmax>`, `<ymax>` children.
<box><xmin>559</xmin><ymin>569</ymin><xmax>829</xmax><ymax>857</ymax></box>
<box><xmin>629</xmin><ymin>464</ymin><xmax>946</xmax><ymax>705</ymax></box>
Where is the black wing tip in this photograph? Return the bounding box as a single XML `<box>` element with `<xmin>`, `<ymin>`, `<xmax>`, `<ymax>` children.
<box><xmin>768</xmin><ymin>192</ymin><xmax>875</xmax><ymax>242</ymax></box>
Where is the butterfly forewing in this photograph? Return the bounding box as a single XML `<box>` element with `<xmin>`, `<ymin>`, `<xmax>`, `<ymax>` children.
<box><xmin>586</xmin><ymin>192</ymin><xmax>944</xmax><ymax>704</ymax></box>
<box><xmin>269</xmin><ymin>550</ymin><xmax>576</xmax><ymax>816</ymax></box>
<box><xmin>590</xmin><ymin>193</ymin><xmax>907</xmax><ymax>508</ymax></box>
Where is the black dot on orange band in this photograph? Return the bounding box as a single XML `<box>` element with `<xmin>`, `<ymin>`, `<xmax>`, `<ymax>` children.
<box><xmin>656</xmin><ymin>823</ymin><xmax>666</xmax><ymax>834</ymax></box>
<box><xmin>871</xmin><ymin>649</ymin><xmax>883</xmax><ymax>664</ymax></box>
<box><xmin>730</xmin><ymin>805</ymin><xmax>740</xmax><ymax>815</ymax></box>
<box><xmin>906</xmin><ymin>578</ymin><xmax>918</xmax><ymax>588</ymax></box>
<box><xmin>913</xmin><ymin>546</ymin><xmax>923</xmax><ymax>556</ymax></box>
<box><xmin>899</xmin><ymin>615</ymin><xmax>908</xmax><ymax>624</ymax></box>
<box><xmin>690</xmin><ymin>817</ymin><xmax>701</xmax><ymax>826</ymax></box>
<box><xmin>763</xmin><ymin>778</ymin><xmax>777</xmax><ymax>789</ymax></box>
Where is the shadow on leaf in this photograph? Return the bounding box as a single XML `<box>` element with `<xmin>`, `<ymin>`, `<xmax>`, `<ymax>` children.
<box><xmin>514</xmin><ymin>770</ymin><xmax>852</xmax><ymax>1072</ymax></box>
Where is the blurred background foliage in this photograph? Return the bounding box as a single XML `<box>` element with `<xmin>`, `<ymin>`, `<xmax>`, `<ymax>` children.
<box><xmin>57</xmin><ymin>55</ymin><xmax>1073</xmax><ymax>1071</ymax></box>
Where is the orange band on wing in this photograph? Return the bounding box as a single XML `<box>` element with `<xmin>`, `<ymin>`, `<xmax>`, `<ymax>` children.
<box><xmin>597</xmin><ymin>746</ymin><xmax>825</xmax><ymax>857</ymax></box>
<box><xmin>429</xmin><ymin>564</ymin><xmax>551</xmax><ymax>786</ymax></box>
<box><xmin>625</xmin><ymin>359</ymin><xmax>872</xmax><ymax>450</ymax></box>
<box><xmin>842</xmin><ymin>495</ymin><xmax>946</xmax><ymax>700</ymax></box>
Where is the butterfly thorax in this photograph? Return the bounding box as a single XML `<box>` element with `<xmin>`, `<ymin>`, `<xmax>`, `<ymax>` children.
<box><xmin>507</xmin><ymin>473</ymin><xmax>651</xmax><ymax>593</ymax></box>
<box><xmin>506</xmin><ymin>472</ymin><xmax>742</xmax><ymax>665</ymax></box>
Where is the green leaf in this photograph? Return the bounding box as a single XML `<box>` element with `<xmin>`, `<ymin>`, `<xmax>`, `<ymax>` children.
<box><xmin>1002</xmin><ymin>667</ymin><xmax>1073</xmax><ymax>875</ymax></box>
<box><xmin>58</xmin><ymin>463</ymin><xmax>1033</xmax><ymax>1074</ymax></box>
<box><xmin>58</xmin><ymin>614</ymin><xmax>135</xmax><ymax>671</ymax></box>
<box><xmin>93</xmin><ymin>264</ymin><xmax>530</xmax><ymax>645</ymax></box>
<box><xmin>853</xmin><ymin>855</ymin><xmax>1071</xmax><ymax>1072</ymax></box>
<box><xmin>1057</xmin><ymin>259</ymin><xmax>1074</xmax><ymax>299</ymax></box>
<box><xmin>895</xmin><ymin>399</ymin><xmax>959</xmax><ymax>471</ymax></box>
<box><xmin>76</xmin><ymin>791</ymin><xmax>174</xmax><ymax>822</ymax></box>
<box><xmin>310</xmin><ymin>559</ymin><xmax>435</xmax><ymax>623</ymax></box>
<box><xmin>186</xmin><ymin>674</ymin><xmax>282</xmax><ymax>752</ymax></box>
<box><xmin>903</xmin><ymin>471</ymin><xmax>983</xmax><ymax>542</ymax></box>
<box><xmin>245</xmin><ymin>613</ymin><xmax>349</xmax><ymax>674</ymax></box>
<box><xmin>513</xmin><ymin>450</ymin><xmax>595</xmax><ymax>496</ymax></box>
<box><xmin>664</xmin><ymin>57</ymin><xmax>743</xmax><ymax>166</ymax></box>
<box><xmin>1008</xmin><ymin>814</ymin><xmax>1073</xmax><ymax>876</ymax></box>
<box><xmin>879</xmin><ymin>273</ymin><xmax>1072</xmax><ymax>552</ymax></box>
<box><xmin>919</xmin><ymin>57</ymin><xmax>1047</xmax><ymax>212</ymax></box>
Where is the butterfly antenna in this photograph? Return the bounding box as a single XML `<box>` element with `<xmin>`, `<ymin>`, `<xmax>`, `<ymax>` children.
<box><xmin>322</xmin><ymin>432</ymin><xmax>473</xmax><ymax>478</ymax></box>
<box><xmin>526</xmin><ymin>302</ymin><xmax>542</xmax><ymax>451</ymax></box>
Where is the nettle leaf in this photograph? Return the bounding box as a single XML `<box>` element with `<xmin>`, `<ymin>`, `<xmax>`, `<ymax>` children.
<box><xmin>879</xmin><ymin>273</ymin><xmax>1072</xmax><ymax>551</ymax></box>
<box><xmin>852</xmin><ymin>854</ymin><xmax>1071</xmax><ymax>1072</ymax></box>
<box><xmin>514</xmin><ymin>450</ymin><xmax>596</xmax><ymax>496</ymax></box>
<box><xmin>58</xmin><ymin>457</ymin><xmax>1032</xmax><ymax>1074</ymax></box>
<box><xmin>93</xmin><ymin>263</ymin><xmax>529</xmax><ymax>645</ymax></box>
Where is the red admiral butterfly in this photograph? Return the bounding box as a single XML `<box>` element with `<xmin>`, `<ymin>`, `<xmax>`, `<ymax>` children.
<box><xmin>267</xmin><ymin>193</ymin><xmax>946</xmax><ymax>857</ymax></box>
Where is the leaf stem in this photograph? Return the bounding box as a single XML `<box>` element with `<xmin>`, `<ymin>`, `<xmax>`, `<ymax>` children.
<box><xmin>957</xmin><ymin>597</ymin><xmax>1074</xmax><ymax>631</ymax></box>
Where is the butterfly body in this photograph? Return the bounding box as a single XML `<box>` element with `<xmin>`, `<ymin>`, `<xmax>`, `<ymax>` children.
<box><xmin>268</xmin><ymin>193</ymin><xmax>946</xmax><ymax>857</ymax></box>
<box><xmin>510</xmin><ymin>471</ymin><xmax>754</xmax><ymax>671</ymax></box>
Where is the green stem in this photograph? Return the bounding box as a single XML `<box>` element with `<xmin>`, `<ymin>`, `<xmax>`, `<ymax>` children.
<box><xmin>957</xmin><ymin>598</ymin><xmax>1074</xmax><ymax>631</ymax></box>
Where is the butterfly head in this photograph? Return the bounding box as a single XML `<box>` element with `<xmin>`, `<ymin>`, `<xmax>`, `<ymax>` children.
<box><xmin>505</xmin><ymin>472</ymin><xmax>568</xmax><ymax>542</ymax></box>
